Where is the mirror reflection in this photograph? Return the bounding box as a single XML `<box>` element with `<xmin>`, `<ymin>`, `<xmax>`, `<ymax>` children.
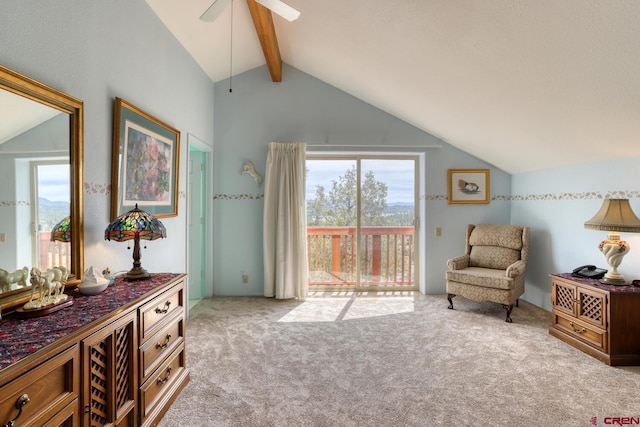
<box><xmin>0</xmin><ymin>87</ymin><xmax>71</xmax><ymax>294</ymax></box>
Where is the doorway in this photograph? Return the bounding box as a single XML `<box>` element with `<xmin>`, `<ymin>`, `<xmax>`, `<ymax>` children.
<box><xmin>187</xmin><ymin>135</ymin><xmax>212</xmax><ymax>313</ymax></box>
<box><xmin>306</xmin><ymin>155</ymin><xmax>418</xmax><ymax>291</ymax></box>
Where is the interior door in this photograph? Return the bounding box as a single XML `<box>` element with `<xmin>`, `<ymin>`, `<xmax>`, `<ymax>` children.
<box><xmin>188</xmin><ymin>150</ymin><xmax>205</xmax><ymax>308</ymax></box>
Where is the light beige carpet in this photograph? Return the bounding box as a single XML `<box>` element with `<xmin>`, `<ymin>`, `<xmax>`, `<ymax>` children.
<box><xmin>159</xmin><ymin>292</ymin><xmax>640</xmax><ymax>427</ymax></box>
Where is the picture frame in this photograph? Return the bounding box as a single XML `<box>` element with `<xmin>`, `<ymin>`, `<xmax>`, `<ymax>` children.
<box><xmin>447</xmin><ymin>169</ymin><xmax>490</xmax><ymax>204</ymax></box>
<box><xmin>111</xmin><ymin>97</ymin><xmax>180</xmax><ymax>219</ymax></box>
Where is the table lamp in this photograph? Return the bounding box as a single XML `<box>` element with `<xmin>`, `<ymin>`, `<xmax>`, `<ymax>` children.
<box><xmin>105</xmin><ymin>204</ymin><xmax>166</xmax><ymax>280</ymax></box>
<box><xmin>584</xmin><ymin>198</ymin><xmax>640</xmax><ymax>285</ymax></box>
<box><xmin>50</xmin><ymin>216</ymin><xmax>71</xmax><ymax>242</ymax></box>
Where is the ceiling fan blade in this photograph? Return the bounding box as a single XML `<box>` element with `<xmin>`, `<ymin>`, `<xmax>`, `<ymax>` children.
<box><xmin>255</xmin><ymin>0</ymin><xmax>300</xmax><ymax>22</ymax></box>
<box><xmin>200</xmin><ymin>0</ymin><xmax>233</xmax><ymax>22</ymax></box>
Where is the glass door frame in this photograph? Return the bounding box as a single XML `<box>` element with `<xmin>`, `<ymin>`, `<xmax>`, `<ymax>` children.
<box><xmin>306</xmin><ymin>153</ymin><xmax>420</xmax><ymax>292</ymax></box>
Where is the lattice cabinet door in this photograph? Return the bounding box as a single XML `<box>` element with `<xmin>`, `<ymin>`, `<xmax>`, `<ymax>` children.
<box><xmin>576</xmin><ymin>286</ymin><xmax>607</xmax><ymax>329</ymax></box>
<box><xmin>82</xmin><ymin>311</ymin><xmax>137</xmax><ymax>427</ymax></box>
<box><xmin>552</xmin><ymin>279</ymin><xmax>577</xmax><ymax>316</ymax></box>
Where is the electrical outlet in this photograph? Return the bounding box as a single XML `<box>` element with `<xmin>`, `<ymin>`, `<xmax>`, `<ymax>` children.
<box><xmin>435</xmin><ymin>227</ymin><xmax>441</xmax><ymax>237</ymax></box>
<box><xmin>242</xmin><ymin>273</ymin><xmax>249</xmax><ymax>284</ymax></box>
<box><xmin>0</xmin><ymin>233</ymin><xmax>5</xmax><ymax>242</ymax></box>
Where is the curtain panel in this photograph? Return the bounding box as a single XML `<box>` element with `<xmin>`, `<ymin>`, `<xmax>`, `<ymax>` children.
<box><xmin>263</xmin><ymin>142</ymin><xmax>308</xmax><ymax>299</ymax></box>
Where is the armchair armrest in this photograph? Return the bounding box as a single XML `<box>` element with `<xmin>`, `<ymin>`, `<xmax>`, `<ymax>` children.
<box><xmin>506</xmin><ymin>260</ymin><xmax>526</xmax><ymax>278</ymax></box>
<box><xmin>447</xmin><ymin>255</ymin><xmax>469</xmax><ymax>270</ymax></box>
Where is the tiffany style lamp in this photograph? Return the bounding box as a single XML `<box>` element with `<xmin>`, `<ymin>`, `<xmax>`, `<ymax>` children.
<box><xmin>104</xmin><ymin>204</ymin><xmax>166</xmax><ymax>280</ymax></box>
<box><xmin>50</xmin><ymin>216</ymin><xmax>71</xmax><ymax>242</ymax></box>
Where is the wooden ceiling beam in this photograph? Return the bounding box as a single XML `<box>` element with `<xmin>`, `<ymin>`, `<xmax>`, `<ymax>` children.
<box><xmin>246</xmin><ymin>0</ymin><xmax>282</xmax><ymax>82</ymax></box>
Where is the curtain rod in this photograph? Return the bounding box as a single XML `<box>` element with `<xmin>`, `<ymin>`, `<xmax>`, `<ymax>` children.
<box><xmin>306</xmin><ymin>144</ymin><xmax>441</xmax><ymax>149</ymax></box>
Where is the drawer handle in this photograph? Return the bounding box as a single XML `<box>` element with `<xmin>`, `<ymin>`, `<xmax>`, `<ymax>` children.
<box><xmin>569</xmin><ymin>321</ymin><xmax>587</xmax><ymax>334</ymax></box>
<box><xmin>155</xmin><ymin>301</ymin><xmax>171</xmax><ymax>314</ymax></box>
<box><xmin>2</xmin><ymin>393</ymin><xmax>30</xmax><ymax>427</ymax></box>
<box><xmin>157</xmin><ymin>367</ymin><xmax>172</xmax><ymax>385</ymax></box>
<box><xmin>156</xmin><ymin>334</ymin><xmax>173</xmax><ymax>349</ymax></box>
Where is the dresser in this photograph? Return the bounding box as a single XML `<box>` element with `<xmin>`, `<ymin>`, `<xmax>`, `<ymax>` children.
<box><xmin>549</xmin><ymin>273</ymin><xmax>640</xmax><ymax>366</ymax></box>
<box><xmin>0</xmin><ymin>273</ymin><xmax>189</xmax><ymax>426</ymax></box>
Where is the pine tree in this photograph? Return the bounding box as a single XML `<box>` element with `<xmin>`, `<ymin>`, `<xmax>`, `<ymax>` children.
<box><xmin>307</xmin><ymin>165</ymin><xmax>389</xmax><ymax>226</ymax></box>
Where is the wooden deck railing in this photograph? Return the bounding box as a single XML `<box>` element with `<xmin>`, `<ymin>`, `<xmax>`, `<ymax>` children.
<box><xmin>39</xmin><ymin>231</ymin><xmax>71</xmax><ymax>270</ymax></box>
<box><xmin>307</xmin><ymin>226</ymin><xmax>414</xmax><ymax>287</ymax></box>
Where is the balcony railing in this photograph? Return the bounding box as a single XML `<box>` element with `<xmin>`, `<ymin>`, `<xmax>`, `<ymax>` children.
<box><xmin>307</xmin><ymin>226</ymin><xmax>414</xmax><ymax>287</ymax></box>
<box><xmin>39</xmin><ymin>231</ymin><xmax>71</xmax><ymax>271</ymax></box>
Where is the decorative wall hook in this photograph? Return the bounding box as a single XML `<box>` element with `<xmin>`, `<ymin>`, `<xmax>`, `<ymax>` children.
<box><xmin>241</xmin><ymin>161</ymin><xmax>263</xmax><ymax>187</ymax></box>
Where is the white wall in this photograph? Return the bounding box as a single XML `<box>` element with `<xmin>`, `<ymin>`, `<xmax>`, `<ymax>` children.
<box><xmin>512</xmin><ymin>156</ymin><xmax>640</xmax><ymax>310</ymax></box>
<box><xmin>0</xmin><ymin>0</ymin><xmax>214</xmax><ymax>280</ymax></box>
<box><xmin>213</xmin><ymin>64</ymin><xmax>512</xmax><ymax>296</ymax></box>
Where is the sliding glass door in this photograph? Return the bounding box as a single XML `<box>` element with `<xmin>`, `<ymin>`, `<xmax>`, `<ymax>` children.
<box><xmin>358</xmin><ymin>159</ymin><xmax>416</xmax><ymax>289</ymax></box>
<box><xmin>306</xmin><ymin>155</ymin><xmax>418</xmax><ymax>291</ymax></box>
<box><xmin>31</xmin><ymin>161</ymin><xmax>71</xmax><ymax>270</ymax></box>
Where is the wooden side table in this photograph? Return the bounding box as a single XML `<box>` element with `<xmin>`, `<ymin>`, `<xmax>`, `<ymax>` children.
<box><xmin>549</xmin><ymin>273</ymin><xmax>640</xmax><ymax>366</ymax></box>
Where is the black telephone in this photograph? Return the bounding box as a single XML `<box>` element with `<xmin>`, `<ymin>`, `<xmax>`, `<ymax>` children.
<box><xmin>572</xmin><ymin>264</ymin><xmax>607</xmax><ymax>279</ymax></box>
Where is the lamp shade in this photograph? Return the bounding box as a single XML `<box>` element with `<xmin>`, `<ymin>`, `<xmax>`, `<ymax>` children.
<box><xmin>105</xmin><ymin>204</ymin><xmax>166</xmax><ymax>280</ymax></box>
<box><xmin>105</xmin><ymin>205</ymin><xmax>166</xmax><ymax>242</ymax></box>
<box><xmin>584</xmin><ymin>199</ymin><xmax>640</xmax><ymax>232</ymax></box>
<box><xmin>50</xmin><ymin>216</ymin><xmax>71</xmax><ymax>242</ymax></box>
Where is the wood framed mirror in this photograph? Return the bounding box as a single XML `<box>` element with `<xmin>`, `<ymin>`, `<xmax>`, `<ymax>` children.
<box><xmin>0</xmin><ymin>64</ymin><xmax>84</xmax><ymax>313</ymax></box>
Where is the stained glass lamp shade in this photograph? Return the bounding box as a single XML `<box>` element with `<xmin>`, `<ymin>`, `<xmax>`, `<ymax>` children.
<box><xmin>50</xmin><ymin>216</ymin><xmax>71</xmax><ymax>242</ymax></box>
<box><xmin>105</xmin><ymin>204</ymin><xmax>166</xmax><ymax>281</ymax></box>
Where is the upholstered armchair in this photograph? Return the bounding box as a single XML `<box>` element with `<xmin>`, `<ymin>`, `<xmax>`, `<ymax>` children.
<box><xmin>446</xmin><ymin>223</ymin><xmax>530</xmax><ymax>322</ymax></box>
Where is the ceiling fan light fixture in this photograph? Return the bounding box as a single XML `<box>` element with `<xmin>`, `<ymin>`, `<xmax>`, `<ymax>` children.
<box><xmin>255</xmin><ymin>0</ymin><xmax>300</xmax><ymax>22</ymax></box>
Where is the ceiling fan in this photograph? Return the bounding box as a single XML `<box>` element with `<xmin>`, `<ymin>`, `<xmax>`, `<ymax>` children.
<box><xmin>200</xmin><ymin>0</ymin><xmax>300</xmax><ymax>23</ymax></box>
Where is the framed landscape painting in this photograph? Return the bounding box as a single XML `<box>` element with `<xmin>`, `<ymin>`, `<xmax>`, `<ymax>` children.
<box><xmin>111</xmin><ymin>97</ymin><xmax>180</xmax><ymax>219</ymax></box>
<box><xmin>447</xmin><ymin>169</ymin><xmax>490</xmax><ymax>204</ymax></box>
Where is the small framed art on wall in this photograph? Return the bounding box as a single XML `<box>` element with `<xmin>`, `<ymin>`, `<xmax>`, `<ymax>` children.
<box><xmin>447</xmin><ymin>169</ymin><xmax>490</xmax><ymax>204</ymax></box>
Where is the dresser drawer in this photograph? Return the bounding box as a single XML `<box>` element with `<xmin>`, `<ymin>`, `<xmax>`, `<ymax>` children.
<box><xmin>42</xmin><ymin>399</ymin><xmax>79</xmax><ymax>426</ymax></box>
<box><xmin>139</xmin><ymin>283</ymin><xmax>184</xmax><ymax>344</ymax></box>
<box><xmin>139</xmin><ymin>313</ymin><xmax>185</xmax><ymax>384</ymax></box>
<box><xmin>553</xmin><ymin>311</ymin><xmax>607</xmax><ymax>352</ymax></box>
<box><xmin>139</xmin><ymin>345</ymin><xmax>187</xmax><ymax>425</ymax></box>
<box><xmin>0</xmin><ymin>345</ymin><xmax>79</xmax><ymax>427</ymax></box>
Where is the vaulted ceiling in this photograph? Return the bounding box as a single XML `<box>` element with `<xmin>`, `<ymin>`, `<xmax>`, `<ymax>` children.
<box><xmin>146</xmin><ymin>0</ymin><xmax>640</xmax><ymax>174</ymax></box>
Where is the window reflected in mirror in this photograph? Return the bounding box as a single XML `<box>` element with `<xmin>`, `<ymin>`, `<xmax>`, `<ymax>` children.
<box><xmin>0</xmin><ymin>91</ymin><xmax>70</xmax><ymax>293</ymax></box>
<box><xmin>33</xmin><ymin>162</ymin><xmax>71</xmax><ymax>271</ymax></box>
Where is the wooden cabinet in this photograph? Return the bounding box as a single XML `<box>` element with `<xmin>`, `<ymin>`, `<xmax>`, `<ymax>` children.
<box><xmin>0</xmin><ymin>273</ymin><xmax>189</xmax><ymax>427</ymax></box>
<box><xmin>549</xmin><ymin>274</ymin><xmax>640</xmax><ymax>365</ymax></box>
<box><xmin>82</xmin><ymin>311</ymin><xmax>136</xmax><ymax>426</ymax></box>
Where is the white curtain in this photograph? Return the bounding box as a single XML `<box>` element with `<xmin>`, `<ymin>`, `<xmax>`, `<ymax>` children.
<box><xmin>263</xmin><ymin>142</ymin><xmax>308</xmax><ymax>299</ymax></box>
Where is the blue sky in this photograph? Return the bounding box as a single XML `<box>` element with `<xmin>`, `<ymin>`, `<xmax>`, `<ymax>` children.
<box><xmin>38</xmin><ymin>163</ymin><xmax>70</xmax><ymax>203</ymax></box>
<box><xmin>306</xmin><ymin>159</ymin><xmax>415</xmax><ymax>204</ymax></box>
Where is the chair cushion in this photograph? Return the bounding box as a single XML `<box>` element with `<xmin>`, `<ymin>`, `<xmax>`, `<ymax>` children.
<box><xmin>469</xmin><ymin>246</ymin><xmax>521</xmax><ymax>270</ymax></box>
<box><xmin>446</xmin><ymin>267</ymin><xmax>514</xmax><ymax>290</ymax></box>
<box><xmin>468</xmin><ymin>224</ymin><xmax>524</xmax><ymax>250</ymax></box>
<box><xmin>467</xmin><ymin>224</ymin><xmax>524</xmax><ymax>269</ymax></box>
